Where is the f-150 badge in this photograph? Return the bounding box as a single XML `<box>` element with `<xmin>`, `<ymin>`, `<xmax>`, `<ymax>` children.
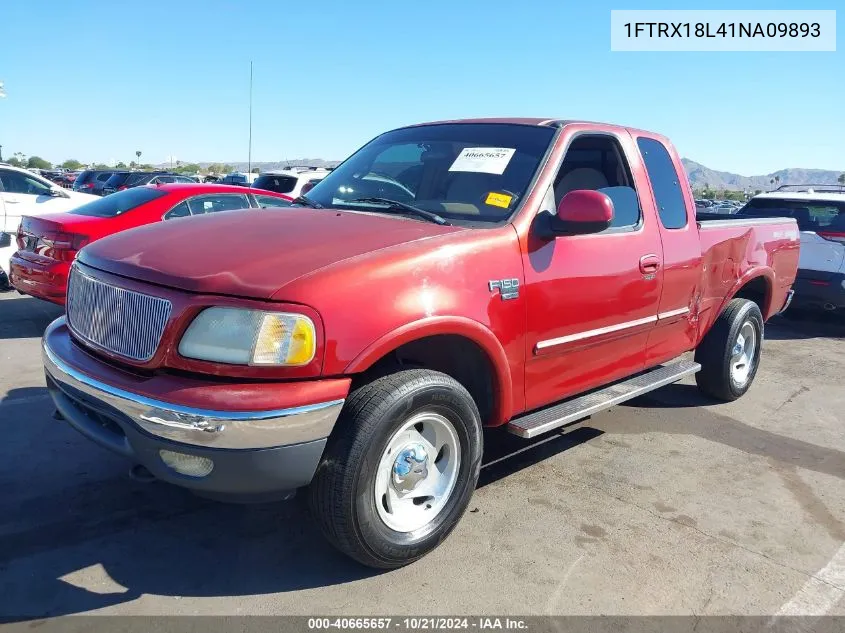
<box><xmin>489</xmin><ymin>278</ymin><xmax>519</xmax><ymax>300</ymax></box>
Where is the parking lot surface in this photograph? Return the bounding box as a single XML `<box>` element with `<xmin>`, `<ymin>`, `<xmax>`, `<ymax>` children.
<box><xmin>1</xmin><ymin>292</ymin><xmax>843</xmax><ymax>618</ymax></box>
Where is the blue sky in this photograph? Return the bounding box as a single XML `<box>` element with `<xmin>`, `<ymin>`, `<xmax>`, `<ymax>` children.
<box><xmin>0</xmin><ymin>0</ymin><xmax>841</xmax><ymax>175</ymax></box>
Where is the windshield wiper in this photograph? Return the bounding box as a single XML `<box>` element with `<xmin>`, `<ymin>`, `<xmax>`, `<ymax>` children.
<box><xmin>349</xmin><ymin>197</ymin><xmax>450</xmax><ymax>226</ymax></box>
<box><xmin>293</xmin><ymin>195</ymin><xmax>323</xmax><ymax>209</ymax></box>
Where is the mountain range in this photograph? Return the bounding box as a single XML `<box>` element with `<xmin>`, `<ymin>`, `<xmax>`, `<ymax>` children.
<box><xmin>681</xmin><ymin>159</ymin><xmax>844</xmax><ymax>192</ymax></box>
<box><xmin>171</xmin><ymin>158</ymin><xmax>843</xmax><ymax>192</ymax></box>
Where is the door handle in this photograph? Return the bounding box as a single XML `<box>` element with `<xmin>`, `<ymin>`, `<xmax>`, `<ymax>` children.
<box><xmin>639</xmin><ymin>254</ymin><xmax>660</xmax><ymax>274</ymax></box>
<box><xmin>4</xmin><ymin>198</ymin><xmax>20</xmax><ymax>204</ymax></box>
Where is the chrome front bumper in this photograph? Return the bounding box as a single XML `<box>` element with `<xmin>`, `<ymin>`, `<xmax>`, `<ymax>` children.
<box><xmin>42</xmin><ymin>321</ymin><xmax>344</xmax><ymax>451</ymax></box>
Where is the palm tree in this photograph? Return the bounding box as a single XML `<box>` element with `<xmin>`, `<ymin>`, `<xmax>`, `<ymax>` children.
<box><xmin>135</xmin><ymin>150</ymin><xmax>142</xmax><ymax>165</ymax></box>
<box><xmin>774</xmin><ymin>175</ymin><xmax>780</xmax><ymax>188</ymax></box>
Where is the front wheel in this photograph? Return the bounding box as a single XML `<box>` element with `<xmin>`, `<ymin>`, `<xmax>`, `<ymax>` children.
<box><xmin>695</xmin><ymin>298</ymin><xmax>764</xmax><ymax>401</ymax></box>
<box><xmin>308</xmin><ymin>369</ymin><xmax>483</xmax><ymax>568</ymax></box>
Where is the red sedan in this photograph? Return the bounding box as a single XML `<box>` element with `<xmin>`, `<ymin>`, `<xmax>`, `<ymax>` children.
<box><xmin>9</xmin><ymin>183</ymin><xmax>292</xmax><ymax>305</ymax></box>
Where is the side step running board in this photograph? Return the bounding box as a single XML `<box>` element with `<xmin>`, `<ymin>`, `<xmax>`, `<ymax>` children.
<box><xmin>507</xmin><ymin>360</ymin><xmax>701</xmax><ymax>438</ymax></box>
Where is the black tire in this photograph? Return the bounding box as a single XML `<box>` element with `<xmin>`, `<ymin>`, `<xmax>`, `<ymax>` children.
<box><xmin>308</xmin><ymin>369</ymin><xmax>483</xmax><ymax>569</ymax></box>
<box><xmin>694</xmin><ymin>298</ymin><xmax>764</xmax><ymax>401</ymax></box>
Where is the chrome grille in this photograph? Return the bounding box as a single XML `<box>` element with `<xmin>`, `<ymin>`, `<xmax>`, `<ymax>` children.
<box><xmin>66</xmin><ymin>267</ymin><xmax>172</xmax><ymax>362</ymax></box>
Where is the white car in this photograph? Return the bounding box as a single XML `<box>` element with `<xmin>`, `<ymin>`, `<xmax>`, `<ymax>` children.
<box><xmin>251</xmin><ymin>167</ymin><xmax>331</xmax><ymax>199</ymax></box>
<box><xmin>739</xmin><ymin>186</ymin><xmax>845</xmax><ymax>312</ymax></box>
<box><xmin>0</xmin><ymin>163</ymin><xmax>98</xmax><ymax>286</ymax></box>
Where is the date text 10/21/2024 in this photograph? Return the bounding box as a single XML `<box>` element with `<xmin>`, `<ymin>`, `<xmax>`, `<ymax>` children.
<box><xmin>307</xmin><ymin>618</ymin><xmax>529</xmax><ymax>630</ymax></box>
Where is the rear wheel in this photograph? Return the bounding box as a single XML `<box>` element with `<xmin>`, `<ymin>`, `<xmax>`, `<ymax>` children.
<box><xmin>695</xmin><ymin>298</ymin><xmax>764</xmax><ymax>401</ymax></box>
<box><xmin>308</xmin><ymin>369</ymin><xmax>483</xmax><ymax>568</ymax></box>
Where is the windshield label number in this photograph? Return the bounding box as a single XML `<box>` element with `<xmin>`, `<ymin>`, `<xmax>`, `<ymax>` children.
<box><xmin>449</xmin><ymin>147</ymin><xmax>516</xmax><ymax>175</ymax></box>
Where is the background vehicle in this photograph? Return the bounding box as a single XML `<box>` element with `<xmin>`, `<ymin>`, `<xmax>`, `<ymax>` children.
<box><xmin>40</xmin><ymin>169</ymin><xmax>77</xmax><ymax>189</ymax></box>
<box><xmin>217</xmin><ymin>172</ymin><xmax>258</xmax><ymax>186</ymax></box>
<box><xmin>10</xmin><ymin>183</ymin><xmax>292</xmax><ymax>304</ymax></box>
<box><xmin>252</xmin><ymin>167</ymin><xmax>330</xmax><ymax>198</ymax></box>
<box><xmin>42</xmin><ymin>118</ymin><xmax>798</xmax><ymax>569</ymax></box>
<box><xmin>101</xmin><ymin>171</ymin><xmax>194</xmax><ymax>195</ymax></box>
<box><xmin>73</xmin><ymin>170</ymin><xmax>115</xmax><ymax>196</ymax></box>
<box><xmin>703</xmin><ymin>185</ymin><xmax>845</xmax><ymax>312</ymax></box>
<box><xmin>0</xmin><ymin>164</ymin><xmax>97</xmax><ymax>284</ymax></box>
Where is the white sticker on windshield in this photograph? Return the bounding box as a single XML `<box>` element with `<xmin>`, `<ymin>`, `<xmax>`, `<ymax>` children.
<box><xmin>448</xmin><ymin>147</ymin><xmax>516</xmax><ymax>175</ymax></box>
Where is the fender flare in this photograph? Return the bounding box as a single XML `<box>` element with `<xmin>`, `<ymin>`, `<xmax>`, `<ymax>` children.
<box><xmin>344</xmin><ymin>316</ymin><xmax>513</xmax><ymax>426</ymax></box>
<box><xmin>721</xmin><ymin>268</ymin><xmax>775</xmax><ymax>318</ymax></box>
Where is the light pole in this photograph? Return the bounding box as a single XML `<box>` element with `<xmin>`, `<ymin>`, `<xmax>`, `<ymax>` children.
<box><xmin>0</xmin><ymin>82</ymin><xmax>6</xmax><ymax>162</ymax></box>
<box><xmin>248</xmin><ymin>61</ymin><xmax>253</xmax><ymax>175</ymax></box>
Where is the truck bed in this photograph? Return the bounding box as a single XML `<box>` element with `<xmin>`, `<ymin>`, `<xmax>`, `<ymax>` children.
<box><xmin>695</xmin><ymin>214</ymin><xmax>800</xmax><ymax>328</ymax></box>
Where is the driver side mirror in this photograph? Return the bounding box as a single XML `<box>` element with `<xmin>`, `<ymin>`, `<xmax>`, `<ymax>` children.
<box><xmin>543</xmin><ymin>189</ymin><xmax>614</xmax><ymax>236</ymax></box>
<box><xmin>48</xmin><ymin>188</ymin><xmax>68</xmax><ymax>198</ymax></box>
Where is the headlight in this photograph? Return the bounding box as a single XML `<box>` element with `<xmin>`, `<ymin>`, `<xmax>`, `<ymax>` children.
<box><xmin>179</xmin><ymin>307</ymin><xmax>316</xmax><ymax>366</ymax></box>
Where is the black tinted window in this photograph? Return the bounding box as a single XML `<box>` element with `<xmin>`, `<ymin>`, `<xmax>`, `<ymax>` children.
<box><xmin>253</xmin><ymin>175</ymin><xmax>297</xmax><ymax>194</ymax></box>
<box><xmin>254</xmin><ymin>194</ymin><xmax>292</xmax><ymax>208</ymax></box>
<box><xmin>741</xmin><ymin>198</ymin><xmax>845</xmax><ymax>232</ymax></box>
<box><xmin>104</xmin><ymin>172</ymin><xmax>131</xmax><ymax>187</ymax></box>
<box><xmin>164</xmin><ymin>201</ymin><xmax>191</xmax><ymax>219</ymax></box>
<box><xmin>70</xmin><ymin>187</ymin><xmax>167</xmax><ymax>217</ymax></box>
<box><xmin>74</xmin><ymin>171</ymin><xmax>95</xmax><ymax>184</ymax></box>
<box><xmin>0</xmin><ymin>170</ymin><xmax>53</xmax><ymax>196</ymax></box>
<box><xmin>637</xmin><ymin>137</ymin><xmax>688</xmax><ymax>229</ymax></box>
<box><xmin>126</xmin><ymin>173</ymin><xmax>156</xmax><ymax>186</ymax></box>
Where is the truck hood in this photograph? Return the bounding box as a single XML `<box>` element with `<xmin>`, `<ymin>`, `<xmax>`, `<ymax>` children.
<box><xmin>77</xmin><ymin>208</ymin><xmax>464</xmax><ymax>299</ymax></box>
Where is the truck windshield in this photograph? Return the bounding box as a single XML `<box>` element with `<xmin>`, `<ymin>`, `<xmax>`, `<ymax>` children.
<box><xmin>303</xmin><ymin>123</ymin><xmax>556</xmax><ymax>225</ymax></box>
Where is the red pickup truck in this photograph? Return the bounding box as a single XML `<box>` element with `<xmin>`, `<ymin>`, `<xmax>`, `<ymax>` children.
<box><xmin>42</xmin><ymin>118</ymin><xmax>799</xmax><ymax>568</ymax></box>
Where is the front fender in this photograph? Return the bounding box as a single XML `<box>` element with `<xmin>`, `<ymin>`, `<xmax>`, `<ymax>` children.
<box><xmin>343</xmin><ymin>315</ymin><xmax>513</xmax><ymax>426</ymax></box>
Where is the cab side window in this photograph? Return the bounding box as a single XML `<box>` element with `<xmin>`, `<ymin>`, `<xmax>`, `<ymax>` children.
<box><xmin>553</xmin><ymin>135</ymin><xmax>641</xmax><ymax>230</ymax></box>
<box><xmin>636</xmin><ymin>137</ymin><xmax>688</xmax><ymax>229</ymax></box>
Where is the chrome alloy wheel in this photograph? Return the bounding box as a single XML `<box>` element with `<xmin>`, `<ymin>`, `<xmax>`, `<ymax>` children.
<box><xmin>730</xmin><ymin>321</ymin><xmax>757</xmax><ymax>386</ymax></box>
<box><xmin>374</xmin><ymin>411</ymin><xmax>461</xmax><ymax>533</ymax></box>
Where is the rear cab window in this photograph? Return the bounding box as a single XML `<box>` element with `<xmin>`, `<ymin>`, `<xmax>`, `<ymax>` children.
<box><xmin>636</xmin><ymin>137</ymin><xmax>688</xmax><ymax>229</ymax></box>
<box><xmin>70</xmin><ymin>187</ymin><xmax>168</xmax><ymax>217</ymax></box>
